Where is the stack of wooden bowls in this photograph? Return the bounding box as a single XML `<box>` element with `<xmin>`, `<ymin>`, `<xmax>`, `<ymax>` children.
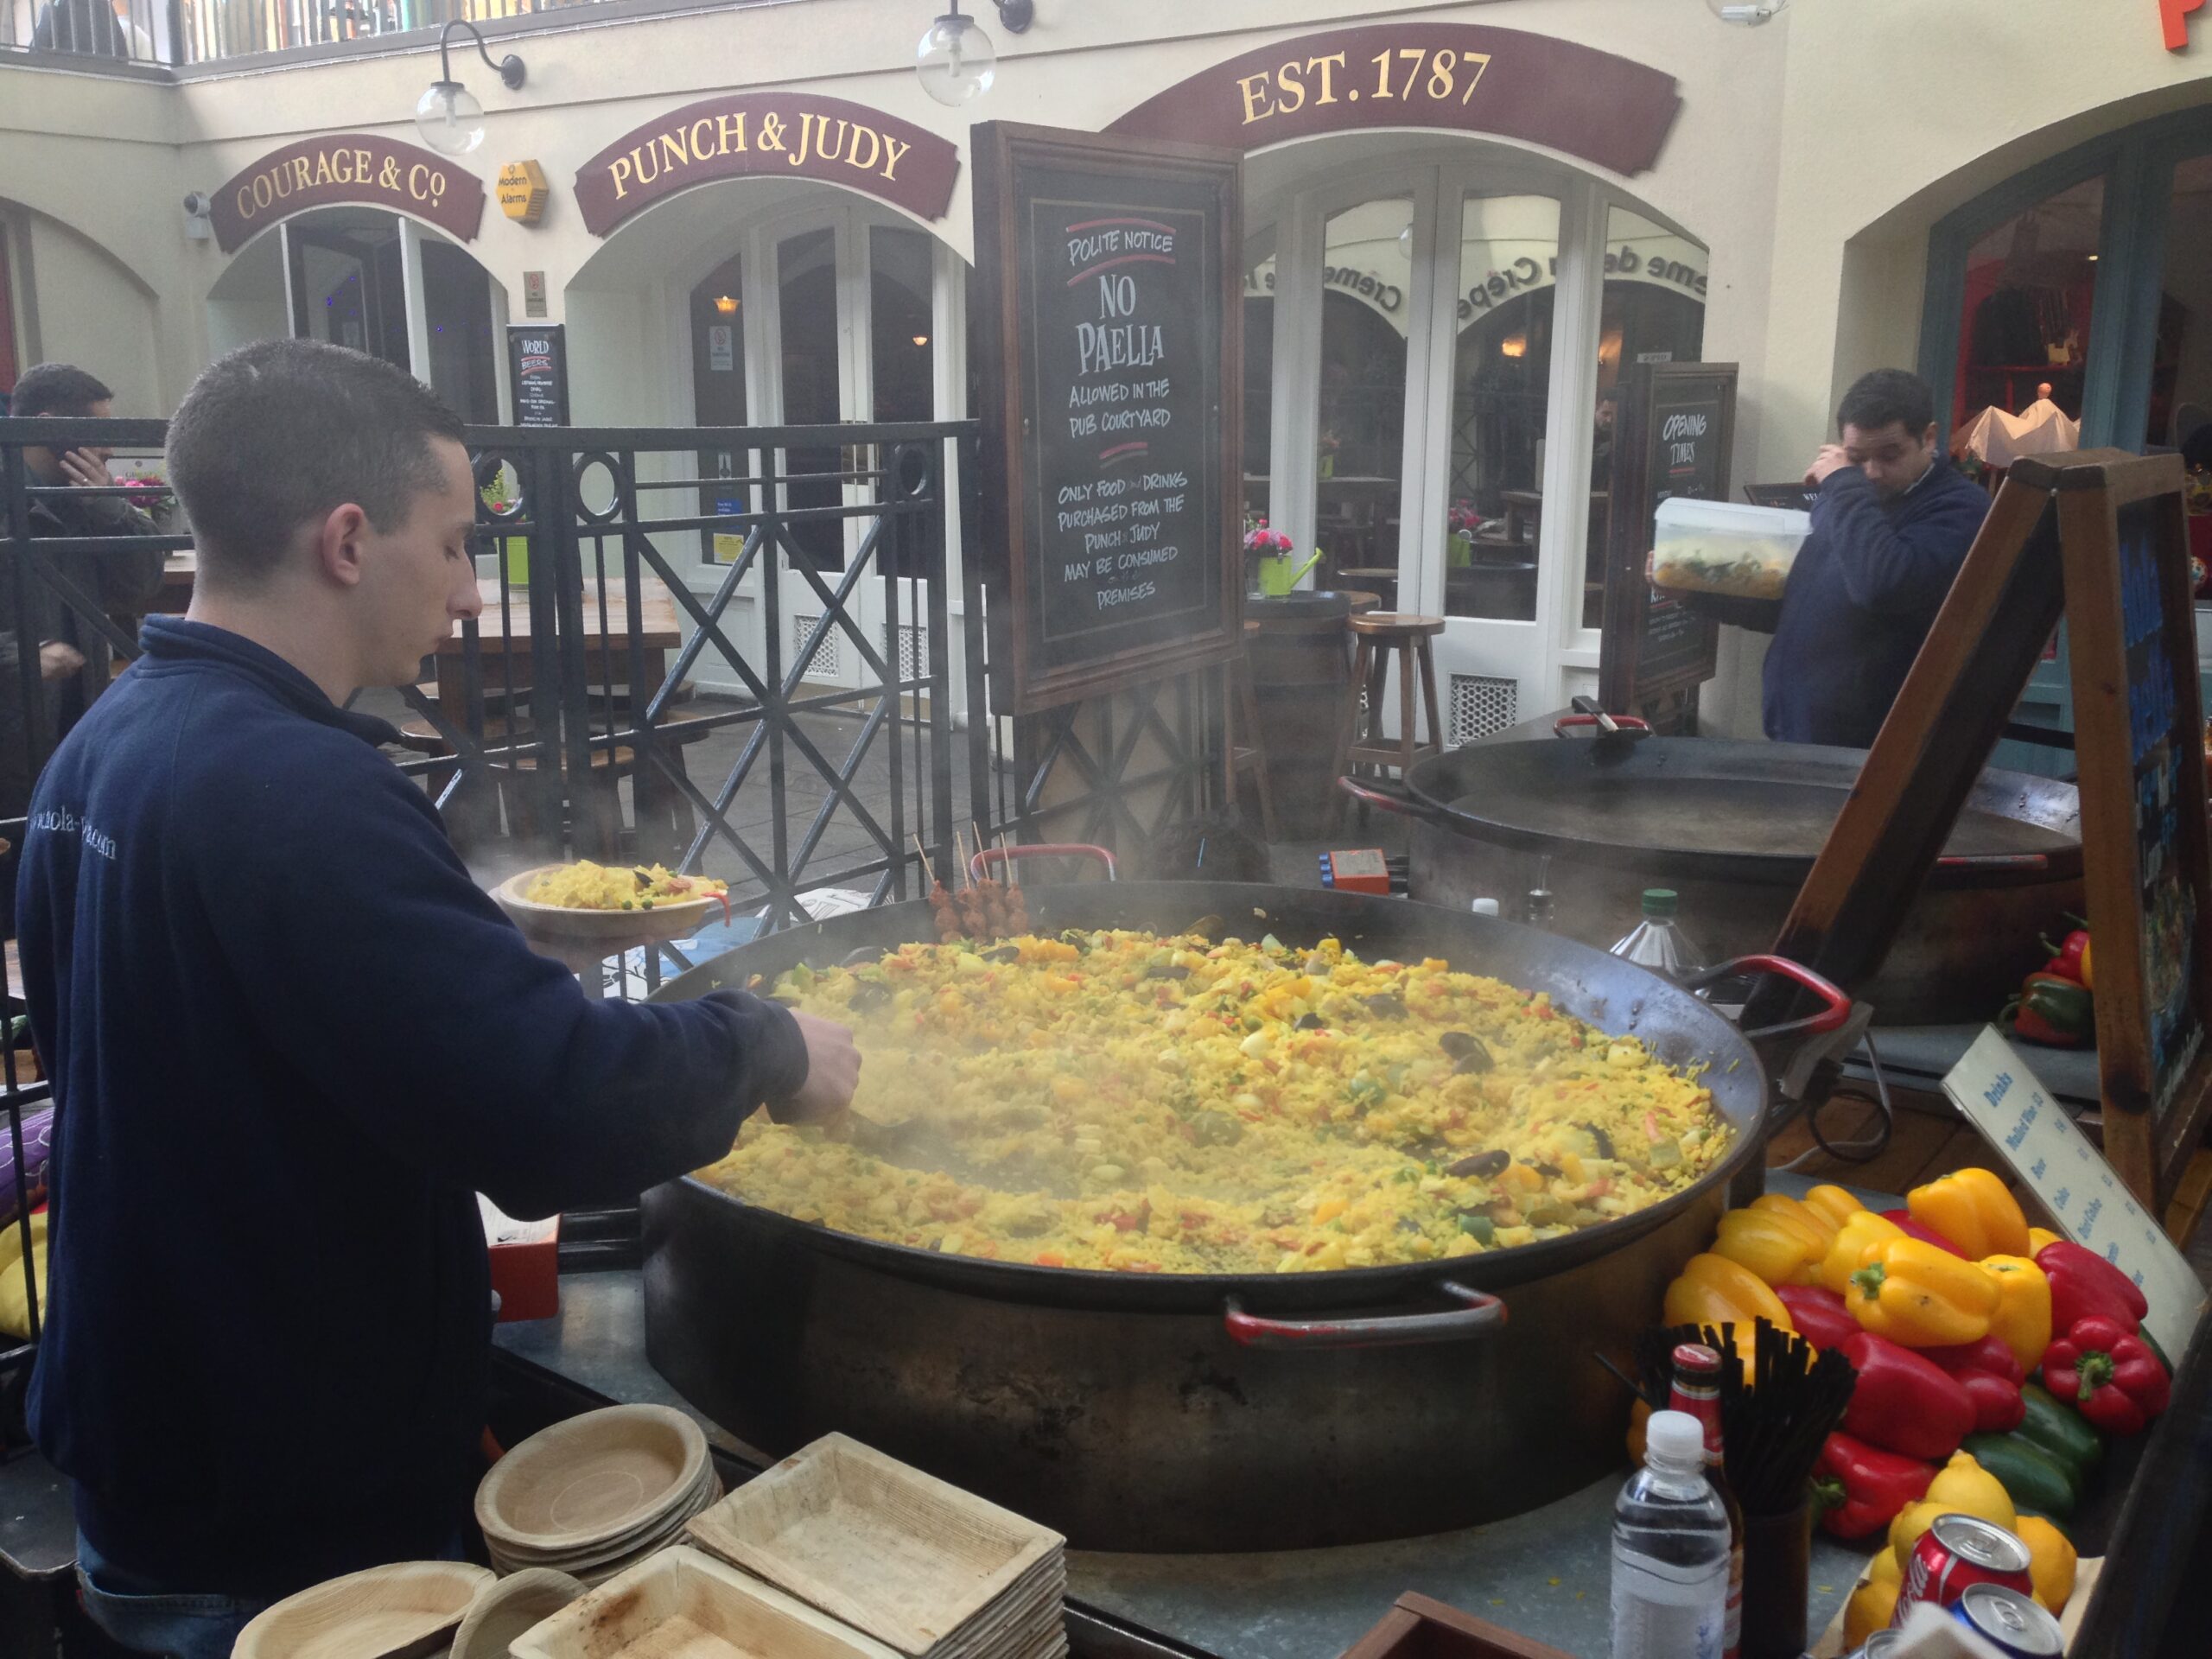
<box><xmin>475</xmin><ymin>1404</ymin><xmax>721</xmax><ymax>1585</ymax></box>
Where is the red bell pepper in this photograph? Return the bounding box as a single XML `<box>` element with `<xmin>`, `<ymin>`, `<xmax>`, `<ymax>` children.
<box><xmin>2040</xmin><ymin>926</ymin><xmax>2091</xmax><ymax>986</ymax></box>
<box><xmin>1921</xmin><ymin>1333</ymin><xmax>2024</xmax><ymax>1386</ymax></box>
<box><xmin>2040</xmin><ymin>1314</ymin><xmax>2171</xmax><ymax>1435</ymax></box>
<box><xmin>1776</xmin><ymin>1282</ymin><xmax>1862</xmax><ymax>1351</ymax></box>
<box><xmin>1813</xmin><ymin>1432</ymin><xmax>1936</xmax><ymax>1539</ymax></box>
<box><xmin>1925</xmin><ymin>1333</ymin><xmax>2030</xmax><ymax>1432</ymax></box>
<box><xmin>1840</xmin><ymin>1331</ymin><xmax>1978</xmax><ymax>1461</ymax></box>
<box><xmin>1880</xmin><ymin>1208</ymin><xmax>1970</xmax><ymax>1257</ymax></box>
<box><xmin>2037</xmin><ymin>1239</ymin><xmax>2149</xmax><ymax>1334</ymax></box>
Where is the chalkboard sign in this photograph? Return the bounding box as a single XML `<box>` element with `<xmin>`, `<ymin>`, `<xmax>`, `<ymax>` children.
<box><xmin>972</xmin><ymin>123</ymin><xmax>1243</xmax><ymax>714</ymax></box>
<box><xmin>1597</xmin><ymin>361</ymin><xmax>1736</xmax><ymax>726</ymax></box>
<box><xmin>507</xmin><ymin>324</ymin><xmax>569</xmax><ymax>428</ymax></box>
<box><xmin>2048</xmin><ymin>454</ymin><xmax>2212</xmax><ymax>1205</ymax></box>
<box><xmin>1745</xmin><ymin>481</ymin><xmax>1821</xmax><ymax>512</ymax></box>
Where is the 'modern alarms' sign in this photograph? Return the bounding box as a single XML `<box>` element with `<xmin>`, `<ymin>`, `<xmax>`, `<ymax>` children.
<box><xmin>574</xmin><ymin>93</ymin><xmax>959</xmax><ymax>237</ymax></box>
<box><xmin>209</xmin><ymin>135</ymin><xmax>486</xmax><ymax>253</ymax></box>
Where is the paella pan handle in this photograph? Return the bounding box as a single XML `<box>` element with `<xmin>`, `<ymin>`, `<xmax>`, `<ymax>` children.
<box><xmin>1223</xmin><ymin>1281</ymin><xmax>1506</xmax><ymax>1351</ymax></box>
<box><xmin>1687</xmin><ymin>952</ymin><xmax>1853</xmax><ymax>1041</ymax></box>
<box><xmin>1336</xmin><ymin>777</ymin><xmax>1446</xmax><ymax>822</ymax></box>
<box><xmin>968</xmin><ymin>842</ymin><xmax>1119</xmax><ymax>884</ymax></box>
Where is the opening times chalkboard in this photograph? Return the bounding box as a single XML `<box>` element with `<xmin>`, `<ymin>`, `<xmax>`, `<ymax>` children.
<box><xmin>1598</xmin><ymin>360</ymin><xmax>1736</xmax><ymax>726</ymax></box>
<box><xmin>974</xmin><ymin>124</ymin><xmax>1244</xmax><ymax>714</ymax></box>
<box><xmin>507</xmin><ymin>324</ymin><xmax>569</xmax><ymax>428</ymax></box>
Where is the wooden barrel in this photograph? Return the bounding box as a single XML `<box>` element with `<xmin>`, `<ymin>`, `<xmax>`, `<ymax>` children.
<box><xmin>1244</xmin><ymin>591</ymin><xmax>1359</xmax><ymax>838</ymax></box>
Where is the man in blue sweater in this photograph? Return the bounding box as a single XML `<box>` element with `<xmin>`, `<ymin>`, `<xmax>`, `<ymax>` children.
<box><xmin>1709</xmin><ymin>369</ymin><xmax>1991</xmax><ymax>748</ymax></box>
<box><xmin>17</xmin><ymin>340</ymin><xmax>860</xmax><ymax>1657</ymax></box>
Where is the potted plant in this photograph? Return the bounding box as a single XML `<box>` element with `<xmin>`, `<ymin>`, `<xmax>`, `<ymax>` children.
<box><xmin>1446</xmin><ymin>499</ymin><xmax>1486</xmax><ymax>569</ymax></box>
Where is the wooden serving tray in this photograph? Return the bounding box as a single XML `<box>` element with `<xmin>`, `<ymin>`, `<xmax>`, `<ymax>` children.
<box><xmin>1338</xmin><ymin>1592</ymin><xmax>1575</xmax><ymax>1659</ymax></box>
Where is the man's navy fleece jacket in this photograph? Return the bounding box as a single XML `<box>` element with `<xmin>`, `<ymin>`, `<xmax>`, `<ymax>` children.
<box><xmin>17</xmin><ymin>618</ymin><xmax>809</xmax><ymax>1600</ymax></box>
<box><xmin>1761</xmin><ymin>462</ymin><xmax>1991</xmax><ymax>747</ymax></box>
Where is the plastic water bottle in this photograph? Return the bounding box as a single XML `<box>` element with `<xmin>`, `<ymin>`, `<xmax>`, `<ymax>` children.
<box><xmin>1611</xmin><ymin>1410</ymin><xmax>1729</xmax><ymax>1659</ymax></box>
<box><xmin>1610</xmin><ymin>888</ymin><xmax>1706</xmax><ymax>982</ymax></box>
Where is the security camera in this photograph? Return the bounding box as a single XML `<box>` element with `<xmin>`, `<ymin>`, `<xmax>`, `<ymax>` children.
<box><xmin>182</xmin><ymin>191</ymin><xmax>212</xmax><ymax>217</ymax></box>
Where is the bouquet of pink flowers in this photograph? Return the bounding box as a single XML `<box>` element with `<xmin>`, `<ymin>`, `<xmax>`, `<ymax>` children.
<box><xmin>1243</xmin><ymin>516</ymin><xmax>1294</xmax><ymax>556</ymax></box>
<box><xmin>117</xmin><ymin>472</ymin><xmax>175</xmax><ymax>516</ymax></box>
<box><xmin>1447</xmin><ymin>499</ymin><xmax>1486</xmax><ymax>539</ymax></box>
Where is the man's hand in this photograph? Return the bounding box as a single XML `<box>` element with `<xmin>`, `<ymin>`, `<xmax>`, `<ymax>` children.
<box><xmin>780</xmin><ymin>1009</ymin><xmax>861</xmax><ymax>1122</ymax></box>
<box><xmin>38</xmin><ymin>641</ymin><xmax>86</xmax><ymax>682</ymax></box>
<box><xmin>56</xmin><ymin>449</ymin><xmax>114</xmax><ymax>491</ymax></box>
<box><xmin>1805</xmin><ymin>443</ymin><xmax>1853</xmax><ymax>488</ymax></box>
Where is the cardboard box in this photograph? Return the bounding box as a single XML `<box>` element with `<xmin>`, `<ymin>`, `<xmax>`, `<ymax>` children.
<box><xmin>480</xmin><ymin>1195</ymin><xmax>560</xmax><ymax>1323</ymax></box>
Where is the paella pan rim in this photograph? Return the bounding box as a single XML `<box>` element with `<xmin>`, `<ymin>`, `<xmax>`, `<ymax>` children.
<box><xmin>648</xmin><ymin>882</ymin><xmax>1770</xmax><ymax>1317</ymax></box>
<box><xmin>1401</xmin><ymin>736</ymin><xmax>2084</xmax><ymax>889</ymax></box>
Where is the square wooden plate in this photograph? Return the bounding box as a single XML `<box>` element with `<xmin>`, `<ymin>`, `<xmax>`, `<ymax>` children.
<box><xmin>684</xmin><ymin>1433</ymin><xmax>1064</xmax><ymax>1656</ymax></box>
<box><xmin>509</xmin><ymin>1545</ymin><xmax>901</xmax><ymax>1659</ymax></box>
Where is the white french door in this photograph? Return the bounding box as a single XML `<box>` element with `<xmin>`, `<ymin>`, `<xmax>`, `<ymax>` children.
<box><xmin>1253</xmin><ymin>151</ymin><xmax>1626</xmax><ymax>742</ymax></box>
<box><xmin>682</xmin><ymin>200</ymin><xmax>953</xmax><ymax>696</ymax></box>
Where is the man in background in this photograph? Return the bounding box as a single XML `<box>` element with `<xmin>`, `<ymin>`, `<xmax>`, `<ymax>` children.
<box><xmin>1</xmin><ymin>364</ymin><xmax>164</xmax><ymax>925</ymax></box>
<box><xmin>1695</xmin><ymin>368</ymin><xmax>1991</xmax><ymax>748</ymax></box>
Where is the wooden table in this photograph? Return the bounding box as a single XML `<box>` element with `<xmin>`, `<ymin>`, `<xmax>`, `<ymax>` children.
<box><xmin>435</xmin><ymin>576</ymin><xmax>682</xmax><ymax>715</ymax></box>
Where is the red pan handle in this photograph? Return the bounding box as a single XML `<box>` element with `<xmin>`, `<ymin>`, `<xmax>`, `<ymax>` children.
<box><xmin>1336</xmin><ymin>777</ymin><xmax>1456</xmax><ymax>826</ymax></box>
<box><xmin>968</xmin><ymin>842</ymin><xmax>1118</xmax><ymax>883</ymax></box>
<box><xmin>1224</xmin><ymin>1281</ymin><xmax>1506</xmax><ymax>1350</ymax></box>
<box><xmin>1686</xmin><ymin>953</ymin><xmax>1854</xmax><ymax>1039</ymax></box>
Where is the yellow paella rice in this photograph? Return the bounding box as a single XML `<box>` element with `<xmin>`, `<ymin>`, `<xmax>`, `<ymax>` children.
<box><xmin>696</xmin><ymin>930</ymin><xmax>1731</xmax><ymax>1274</ymax></box>
<box><xmin>523</xmin><ymin>861</ymin><xmax>727</xmax><ymax>911</ymax></box>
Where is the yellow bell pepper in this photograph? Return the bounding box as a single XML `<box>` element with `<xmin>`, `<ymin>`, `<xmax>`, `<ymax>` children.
<box><xmin>1844</xmin><ymin>1578</ymin><xmax>1898</xmax><ymax>1648</ymax></box>
<box><xmin>1800</xmin><ymin>1184</ymin><xmax>1866</xmax><ymax>1230</ymax></box>
<box><xmin>1978</xmin><ymin>1254</ymin><xmax>2055</xmax><ymax>1373</ymax></box>
<box><xmin>2014</xmin><ymin>1514</ymin><xmax>2077</xmax><ymax>1612</ymax></box>
<box><xmin>2028</xmin><ymin>1225</ymin><xmax>2063</xmax><ymax>1256</ymax></box>
<box><xmin>1926</xmin><ymin>1451</ymin><xmax>2018</xmax><ymax>1534</ymax></box>
<box><xmin>1821</xmin><ymin>1208</ymin><xmax>1904</xmax><ymax>1296</ymax></box>
<box><xmin>1713</xmin><ymin>1203</ymin><xmax>1828</xmax><ymax>1287</ymax></box>
<box><xmin>1663</xmin><ymin>1253</ymin><xmax>1793</xmax><ymax>1333</ymax></box>
<box><xmin>1848</xmin><ymin>1236</ymin><xmax>2000</xmax><ymax>1347</ymax></box>
<box><xmin>1908</xmin><ymin>1166</ymin><xmax>2031</xmax><ymax>1259</ymax></box>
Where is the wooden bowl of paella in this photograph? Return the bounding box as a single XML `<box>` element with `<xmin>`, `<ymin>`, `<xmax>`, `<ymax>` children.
<box><xmin>494</xmin><ymin>861</ymin><xmax>732</xmax><ymax>947</ymax></box>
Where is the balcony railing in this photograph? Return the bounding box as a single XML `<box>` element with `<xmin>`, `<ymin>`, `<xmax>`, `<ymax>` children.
<box><xmin>3</xmin><ymin>0</ymin><xmax>630</xmax><ymax>68</ymax></box>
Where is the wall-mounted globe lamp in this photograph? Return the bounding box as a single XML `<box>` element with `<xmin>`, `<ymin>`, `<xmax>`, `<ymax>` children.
<box><xmin>917</xmin><ymin>0</ymin><xmax>1033</xmax><ymax>107</ymax></box>
<box><xmin>416</xmin><ymin>20</ymin><xmax>527</xmax><ymax>156</ymax></box>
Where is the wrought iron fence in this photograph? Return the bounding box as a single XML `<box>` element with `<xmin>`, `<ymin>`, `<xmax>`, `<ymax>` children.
<box><xmin>0</xmin><ymin>412</ymin><xmax>988</xmax><ymax>1401</ymax></box>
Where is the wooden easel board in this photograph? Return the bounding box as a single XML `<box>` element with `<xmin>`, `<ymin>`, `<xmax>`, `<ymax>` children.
<box><xmin>2048</xmin><ymin>453</ymin><xmax>2212</xmax><ymax>1205</ymax></box>
<box><xmin>970</xmin><ymin>122</ymin><xmax>1245</xmax><ymax>715</ymax></box>
<box><xmin>1597</xmin><ymin>360</ymin><xmax>1735</xmax><ymax>730</ymax></box>
<box><xmin>1755</xmin><ymin>448</ymin><xmax>2211</xmax><ymax>1216</ymax></box>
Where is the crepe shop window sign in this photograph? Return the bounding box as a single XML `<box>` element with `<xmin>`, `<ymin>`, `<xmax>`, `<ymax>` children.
<box><xmin>2164</xmin><ymin>0</ymin><xmax>2204</xmax><ymax>51</ymax></box>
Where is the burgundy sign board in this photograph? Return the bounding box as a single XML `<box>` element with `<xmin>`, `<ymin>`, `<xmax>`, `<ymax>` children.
<box><xmin>210</xmin><ymin>135</ymin><xmax>485</xmax><ymax>253</ymax></box>
<box><xmin>575</xmin><ymin>93</ymin><xmax>960</xmax><ymax>236</ymax></box>
<box><xmin>1106</xmin><ymin>23</ymin><xmax>1681</xmax><ymax>177</ymax></box>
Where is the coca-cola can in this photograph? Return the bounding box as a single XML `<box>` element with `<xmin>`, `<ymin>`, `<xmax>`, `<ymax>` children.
<box><xmin>1949</xmin><ymin>1584</ymin><xmax>2065</xmax><ymax>1656</ymax></box>
<box><xmin>1891</xmin><ymin>1515</ymin><xmax>2036</xmax><ymax>1625</ymax></box>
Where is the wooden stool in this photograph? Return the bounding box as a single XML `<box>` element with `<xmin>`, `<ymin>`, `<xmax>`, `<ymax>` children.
<box><xmin>1329</xmin><ymin>613</ymin><xmax>1445</xmax><ymax>830</ymax></box>
<box><xmin>1227</xmin><ymin>619</ymin><xmax>1280</xmax><ymax>842</ymax></box>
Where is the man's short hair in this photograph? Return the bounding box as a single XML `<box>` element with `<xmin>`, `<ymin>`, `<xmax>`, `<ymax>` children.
<box><xmin>166</xmin><ymin>340</ymin><xmax>467</xmax><ymax>588</ymax></box>
<box><xmin>1837</xmin><ymin>369</ymin><xmax>1935</xmax><ymax>438</ymax></box>
<box><xmin>10</xmin><ymin>363</ymin><xmax>113</xmax><ymax>419</ymax></box>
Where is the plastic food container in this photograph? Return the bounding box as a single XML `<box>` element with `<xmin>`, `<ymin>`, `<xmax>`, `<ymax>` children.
<box><xmin>1650</xmin><ymin>498</ymin><xmax>1814</xmax><ymax>602</ymax></box>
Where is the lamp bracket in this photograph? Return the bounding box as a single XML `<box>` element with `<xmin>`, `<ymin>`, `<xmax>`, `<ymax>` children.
<box><xmin>437</xmin><ymin>18</ymin><xmax>526</xmax><ymax>92</ymax></box>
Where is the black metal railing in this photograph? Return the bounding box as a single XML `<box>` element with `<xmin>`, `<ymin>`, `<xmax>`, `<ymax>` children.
<box><xmin>0</xmin><ymin>413</ymin><xmax>994</xmax><ymax>1396</ymax></box>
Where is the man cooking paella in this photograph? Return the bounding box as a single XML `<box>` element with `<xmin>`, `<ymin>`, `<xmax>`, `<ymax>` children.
<box><xmin>15</xmin><ymin>340</ymin><xmax>861</xmax><ymax>1658</ymax></box>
